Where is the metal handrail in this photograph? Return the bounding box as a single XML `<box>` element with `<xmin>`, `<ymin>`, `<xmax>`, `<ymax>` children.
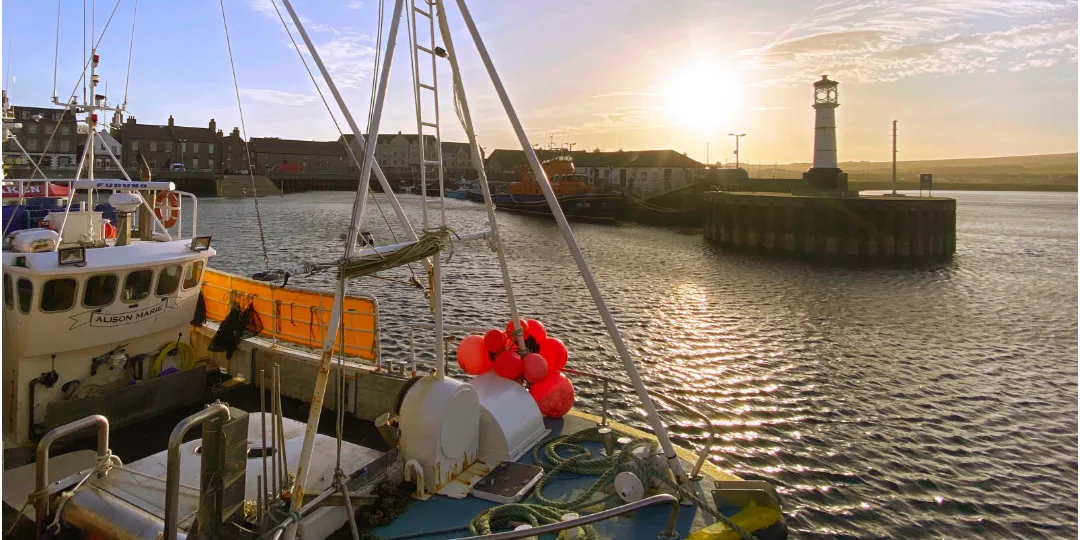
<box><xmin>34</xmin><ymin>415</ymin><xmax>111</xmax><ymax>535</ymax></box>
<box><xmin>563</xmin><ymin>367</ymin><xmax>716</xmax><ymax>481</ymax></box>
<box><xmin>174</xmin><ymin>190</ymin><xmax>198</xmax><ymax>240</ymax></box>
<box><xmin>164</xmin><ymin>403</ymin><xmax>231</xmax><ymax>540</ymax></box>
<box><xmin>451</xmin><ymin>493</ymin><xmax>680</xmax><ymax>540</ymax></box>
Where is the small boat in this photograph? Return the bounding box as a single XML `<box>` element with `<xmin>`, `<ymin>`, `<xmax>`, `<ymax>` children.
<box><xmin>445</xmin><ymin>178</ymin><xmax>471</xmax><ymax>199</ymax></box>
<box><xmin>467</xmin><ymin>182</ymin><xmax>484</xmax><ymax>202</ymax></box>
<box><xmin>493</xmin><ymin>155</ymin><xmax>623</xmax><ymax>223</ymax></box>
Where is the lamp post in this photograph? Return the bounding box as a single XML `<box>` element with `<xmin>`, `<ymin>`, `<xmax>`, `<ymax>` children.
<box><xmin>728</xmin><ymin>133</ymin><xmax>746</xmax><ymax>169</ymax></box>
<box><xmin>179</xmin><ymin>138</ymin><xmax>187</xmax><ymax>169</ymax></box>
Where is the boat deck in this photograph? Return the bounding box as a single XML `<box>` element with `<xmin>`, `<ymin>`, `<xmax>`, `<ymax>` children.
<box><xmin>375</xmin><ymin>412</ymin><xmax>739</xmax><ymax>540</ymax></box>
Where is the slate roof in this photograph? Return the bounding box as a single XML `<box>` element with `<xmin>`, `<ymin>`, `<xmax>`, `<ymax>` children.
<box><xmin>250</xmin><ymin>137</ymin><xmax>345</xmax><ymax>156</ymax></box>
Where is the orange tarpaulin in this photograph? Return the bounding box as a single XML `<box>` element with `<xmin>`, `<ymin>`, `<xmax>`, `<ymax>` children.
<box><xmin>201</xmin><ymin>268</ymin><xmax>378</xmax><ymax>362</ymax></box>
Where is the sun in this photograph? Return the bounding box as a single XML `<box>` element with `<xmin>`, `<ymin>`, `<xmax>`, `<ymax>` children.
<box><xmin>660</xmin><ymin>61</ymin><xmax>744</xmax><ymax>134</ymax></box>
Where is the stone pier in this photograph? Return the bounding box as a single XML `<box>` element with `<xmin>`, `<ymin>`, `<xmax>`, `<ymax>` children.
<box><xmin>703</xmin><ymin>191</ymin><xmax>956</xmax><ymax>264</ymax></box>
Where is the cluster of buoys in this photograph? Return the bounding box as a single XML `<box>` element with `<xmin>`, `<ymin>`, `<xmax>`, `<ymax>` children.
<box><xmin>457</xmin><ymin>318</ymin><xmax>575</xmax><ymax>418</ymax></box>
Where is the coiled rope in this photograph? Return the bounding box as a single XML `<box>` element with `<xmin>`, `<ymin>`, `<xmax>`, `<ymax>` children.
<box><xmin>470</xmin><ymin>426</ymin><xmax>755</xmax><ymax>540</ymax></box>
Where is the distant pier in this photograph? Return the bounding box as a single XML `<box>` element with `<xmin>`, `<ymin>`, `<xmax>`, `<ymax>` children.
<box><xmin>703</xmin><ymin>191</ymin><xmax>956</xmax><ymax>264</ymax></box>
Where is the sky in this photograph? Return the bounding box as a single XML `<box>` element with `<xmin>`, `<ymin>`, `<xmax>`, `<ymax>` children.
<box><xmin>2</xmin><ymin>0</ymin><xmax>1077</xmax><ymax>165</ymax></box>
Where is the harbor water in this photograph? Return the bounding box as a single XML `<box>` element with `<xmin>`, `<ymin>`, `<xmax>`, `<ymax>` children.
<box><xmin>196</xmin><ymin>190</ymin><xmax>1077</xmax><ymax>538</ymax></box>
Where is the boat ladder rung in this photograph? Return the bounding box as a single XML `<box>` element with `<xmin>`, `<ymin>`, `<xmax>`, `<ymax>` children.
<box><xmin>421</xmin><ymin>121</ymin><xmax>438</xmax><ymax>128</ymax></box>
<box><xmin>423</xmin><ymin>159</ymin><xmax>441</xmax><ymax>166</ymax></box>
<box><xmin>425</xmin><ymin>198</ymin><xmax>442</xmax><ymax>204</ymax></box>
<box><xmin>419</xmin><ymin>83</ymin><xmax>435</xmax><ymax>91</ymax></box>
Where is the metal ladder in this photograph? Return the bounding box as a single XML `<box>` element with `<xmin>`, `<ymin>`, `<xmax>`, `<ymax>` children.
<box><xmin>408</xmin><ymin>0</ymin><xmax>446</xmax><ymax>233</ymax></box>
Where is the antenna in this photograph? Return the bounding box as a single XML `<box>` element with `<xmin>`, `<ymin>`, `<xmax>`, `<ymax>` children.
<box><xmin>891</xmin><ymin>120</ymin><xmax>898</xmax><ymax>195</ymax></box>
<box><xmin>4</xmin><ymin>38</ymin><xmax>12</xmax><ymax>91</ymax></box>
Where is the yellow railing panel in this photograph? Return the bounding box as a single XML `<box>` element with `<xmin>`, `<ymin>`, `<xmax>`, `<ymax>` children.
<box><xmin>201</xmin><ymin>268</ymin><xmax>378</xmax><ymax>362</ymax></box>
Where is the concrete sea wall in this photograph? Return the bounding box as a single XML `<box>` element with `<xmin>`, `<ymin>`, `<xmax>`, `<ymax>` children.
<box><xmin>703</xmin><ymin>191</ymin><xmax>956</xmax><ymax>264</ymax></box>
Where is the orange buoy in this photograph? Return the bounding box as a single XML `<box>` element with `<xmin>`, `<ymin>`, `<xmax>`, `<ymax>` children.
<box><xmin>540</xmin><ymin>337</ymin><xmax>568</xmax><ymax>372</ymax></box>
<box><xmin>529</xmin><ymin>372</ymin><xmax>575</xmax><ymax>418</ymax></box>
<box><xmin>526</xmin><ymin>319</ymin><xmax>547</xmax><ymax>342</ymax></box>
<box><xmin>457</xmin><ymin>335</ymin><xmax>491</xmax><ymax>375</ymax></box>
<box><xmin>522</xmin><ymin>353</ymin><xmax>549</xmax><ymax>383</ymax></box>
<box><xmin>493</xmin><ymin>350</ymin><xmax>523</xmax><ymax>380</ymax></box>
<box><xmin>484</xmin><ymin>329</ymin><xmax>508</xmax><ymax>353</ymax></box>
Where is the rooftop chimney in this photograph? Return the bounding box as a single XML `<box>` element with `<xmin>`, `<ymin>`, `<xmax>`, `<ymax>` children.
<box><xmin>168</xmin><ymin>115</ymin><xmax>174</xmax><ymax>127</ymax></box>
<box><xmin>209</xmin><ymin>118</ymin><xmax>216</xmax><ymax>132</ymax></box>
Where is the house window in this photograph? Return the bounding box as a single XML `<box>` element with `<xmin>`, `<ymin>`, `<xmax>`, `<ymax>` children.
<box><xmin>192</xmin><ymin>158</ymin><xmax>199</xmax><ymax>169</ymax></box>
<box><xmin>121</xmin><ymin>270</ymin><xmax>153</xmax><ymax>303</ymax></box>
<box><xmin>26</xmin><ymin>139</ymin><xmax>38</xmax><ymax>151</ymax></box>
<box><xmin>20</xmin><ymin>111</ymin><xmax>28</xmax><ymax>119</ymax></box>
<box><xmin>192</xmin><ymin>143</ymin><xmax>199</xmax><ymax>152</ymax></box>
<box><xmin>61</xmin><ymin>126</ymin><xmax>70</xmax><ymax>136</ymax></box>
<box><xmin>83</xmin><ymin>274</ymin><xmax>118</xmax><ymax>308</ymax></box>
<box><xmin>209</xmin><ymin>144</ymin><xmax>215</xmax><ymax>154</ymax></box>
<box><xmin>226</xmin><ymin>151</ymin><xmax>233</xmax><ymax>160</ymax></box>
<box><xmin>652</xmin><ymin>172</ymin><xmax>658</xmax><ymax>181</ymax></box>
<box><xmin>181</xmin><ymin>142</ymin><xmax>187</xmax><ymax>153</ymax></box>
<box><xmin>26</xmin><ymin>124</ymin><xmax>37</xmax><ymax>134</ymax></box>
<box><xmin>208</xmin><ymin>159</ymin><xmax>214</xmax><ymax>170</ymax></box>
<box><xmin>41</xmin><ymin>278</ymin><xmax>77</xmax><ymax>313</ymax></box>
<box><xmin>132</xmin><ymin>141</ymin><xmax>140</xmax><ymax>151</ymax></box>
<box><xmin>156</xmin><ymin>265</ymin><xmax>182</xmax><ymax>297</ymax></box>
<box><xmin>149</xmin><ymin>141</ymin><xmax>157</xmax><ymax>152</ymax></box>
<box><xmin>53</xmin><ymin>112</ymin><xmax>62</xmax><ymax>121</ymax></box>
<box><xmin>165</xmin><ymin>142</ymin><xmax>173</xmax><ymax>152</ymax></box>
<box><xmin>59</xmin><ymin>141</ymin><xmax>71</xmax><ymax>152</ymax></box>
<box><xmin>150</xmin><ymin>160</ymin><xmax>156</xmax><ymax>168</ymax></box>
<box><xmin>45</xmin><ymin>125</ymin><xmax>54</xmax><ymax>134</ymax></box>
<box><xmin>16</xmin><ymin>278</ymin><xmax>32</xmax><ymax>314</ymax></box>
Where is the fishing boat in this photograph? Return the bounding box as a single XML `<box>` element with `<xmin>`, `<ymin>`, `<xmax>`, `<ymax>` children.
<box><xmin>493</xmin><ymin>156</ymin><xmax>623</xmax><ymax>223</ymax></box>
<box><xmin>2</xmin><ymin>2</ymin><xmax>786</xmax><ymax>539</ymax></box>
<box><xmin>445</xmin><ymin>178</ymin><xmax>471</xmax><ymax>199</ymax></box>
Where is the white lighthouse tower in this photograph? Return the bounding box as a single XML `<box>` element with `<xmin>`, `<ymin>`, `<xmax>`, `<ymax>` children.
<box><xmin>803</xmin><ymin>75</ymin><xmax>849</xmax><ymax>192</ymax></box>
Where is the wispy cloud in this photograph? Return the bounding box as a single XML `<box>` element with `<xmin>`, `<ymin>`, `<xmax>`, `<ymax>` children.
<box><xmin>239</xmin><ymin>89</ymin><xmax>319</xmax><ymax>106</ymax></box>
<box><xmin>740</xmin><ymin>0</ymin><xmax>1078</xmax><ymax>85</ymax></box>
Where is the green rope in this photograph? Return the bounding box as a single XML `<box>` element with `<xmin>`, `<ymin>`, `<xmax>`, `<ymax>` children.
<box><xmin>469</xmin><ymin>426</ymin><xmax>757</xmax><ymax>540</ymax></box>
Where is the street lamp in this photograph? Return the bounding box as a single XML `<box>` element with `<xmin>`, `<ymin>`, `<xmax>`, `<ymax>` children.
<box><xmin>728</xmin><ymin>133</ymin><xmax>746</xmax><ymax>170</ymax></box>
<box><xmin>179</xmin><ymin>138</ymin><xmax>188</xmax><ymax>169</ymax></box>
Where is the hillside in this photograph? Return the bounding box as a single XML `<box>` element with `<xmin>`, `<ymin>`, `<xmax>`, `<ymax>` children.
<box><xmin>751</xmin><ymin>153</ymin><xmax>1077</xmax><ymax>188</ymax></box>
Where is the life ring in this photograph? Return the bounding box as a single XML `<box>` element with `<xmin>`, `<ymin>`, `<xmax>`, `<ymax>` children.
<box><xmin>103</xmin><ymin>221</ymin><xmax>117</xmax><ymax>239</ymax></box>
<box><xmin>154</xmin><ymin>191</ymin><xmax>181</xmax><ymax>229</ymax></box>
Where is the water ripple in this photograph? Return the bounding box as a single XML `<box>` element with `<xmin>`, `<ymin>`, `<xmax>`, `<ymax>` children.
<box><xmin>196</xmin><ymin>190</ymin><xmax>1078</xmax><ymax>538</ymax></box>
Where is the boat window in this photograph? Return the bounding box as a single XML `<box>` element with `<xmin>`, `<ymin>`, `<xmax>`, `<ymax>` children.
<box><xmin>183</xmin><ymin>261</ymin><xmax>204</xmax><ymax>290</ymax></box>
<box><xmin>41</xmin><ymin>278</ymin><xmax>78</xmax><ymax>313</ymax></box>
<box><xmin>156</xmin><ymin>265</ymin><xmax>182</xmax><ymax>297</ymax></box>
<box><xmin>16</xmin><ymin>278</ymin><xmax>32</xmax><ymax>313</ymax></box>
<box><xmin>3</xmin><ymin>275</ymin><xmax>12</xmax><ymax>309</ymax></box>
<box><xmin>83</xmin><ymin>274</ymin><xmax>118</xmax><ymax>308</ymax></box>
<box><xmin>121</xmin><ymin>270</ymin><xmax>153</xmax><ymax>303</ymax></box>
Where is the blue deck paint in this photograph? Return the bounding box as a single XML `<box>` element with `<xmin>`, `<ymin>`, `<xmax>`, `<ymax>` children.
<box><xmin>373</xmin><ymin>415</ymin><xmax>729</xmax><ymax>539</ymax></box>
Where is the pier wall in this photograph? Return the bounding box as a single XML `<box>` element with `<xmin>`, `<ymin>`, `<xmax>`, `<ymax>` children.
<box><xmin>703</xmin><ymin>191</ymin><xmax>956</xmax><ymax>264</ymax></box>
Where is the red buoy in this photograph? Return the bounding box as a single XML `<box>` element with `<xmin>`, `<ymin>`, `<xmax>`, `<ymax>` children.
<box><xmin>526</xmin><ymin>319</ymin><xmax>548</xmax><ymax>342</ymax></box>
<box><xmin>505</xmin><ymin>319</ymin><xmax>530</xmax><ymax>339</ymax></box>
<box><xmin>456</xmin><ymin>335</ymin><xmax>491</xmax><ymax>375</ymax></box>
<box><xmin>493</xmin><ymin>350</ymin><xmax>523</xmax><ymax>380</ymax></box>
<box><xmin>522</xmin><ymin>353</ymin><xmax>549</xmax><ymax>383</ymax></box>
<box><xmin>484</xmin><ymin>329</ymin><xmax>508</xmax><ymax>353</ymax></box>
<box><xmin>540</xmin><ymin>337</ymin><xmax>568</xmax><ymax>372</ymax></box>
<box><xmin>529</xmin><ymin>372</ymin><xmax>575</xmax><ymax>418</ymax></box>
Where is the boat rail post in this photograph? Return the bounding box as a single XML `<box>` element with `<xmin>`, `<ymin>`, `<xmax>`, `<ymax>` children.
<box><xmin>453</xmin><ymin>0</ymin><xmax>690</xmax><ymax>484</ymax></box>
<box><xmin>277</xmin><ymin>2</ymin><xmax>406</xmax><ymax>539</ymax></box>
<box><xmin>34</xmin><ymin>415</ymin><xmax>110</xmax><ymax>537</ymax></box>
<box><xmin>164</xmin><ymin>403</ymin><xmax>230</xmax><ymax>540</ymax></box>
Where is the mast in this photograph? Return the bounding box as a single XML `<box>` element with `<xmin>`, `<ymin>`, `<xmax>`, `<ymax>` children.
<box><xmin>279</xmin><ymin>0</ymin><xmax>406</xmax><ymax>533</ymax></box>
<box><xmin>452</xmin><ymin>0</ymin><xmax>689</xmax><ymax>483</ymax></box>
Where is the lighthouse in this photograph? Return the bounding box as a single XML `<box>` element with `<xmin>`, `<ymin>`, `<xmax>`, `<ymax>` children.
<box><xmin>803</xmin><ymin>75</ymin><xmax>849</xmax><ymax>192</ymax></box>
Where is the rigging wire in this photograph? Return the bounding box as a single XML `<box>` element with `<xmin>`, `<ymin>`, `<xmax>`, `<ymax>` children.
<box><xmin>268</xmin><ymin>0</ymin><xmax>425</xmax><ymax>292</ymax></box>
<box><xmin>122</xmin><ymin>0</ymin><xmax>139</xmax><ymax>109</ymax></box>
<box><xmin>52</xmin><ymin>1</ymin><xmax>61</xmax><ymax>98</ymax></box>
<box><xmin>218</xmin><ymin>0</ymin><xmax>271</xmax><ymax>272</ymax></box>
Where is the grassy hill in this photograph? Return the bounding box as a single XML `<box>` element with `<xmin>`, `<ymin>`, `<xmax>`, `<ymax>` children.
<box><xmin>751</xmin><ymin>153</ymin><xmax>1077</xmax><ymax>190</ymax></box>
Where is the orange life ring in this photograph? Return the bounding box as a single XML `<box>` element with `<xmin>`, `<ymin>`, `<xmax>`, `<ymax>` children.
<box><xmin>103</xmin><ymin>221</ymin><xmax>117</xmax><ymax>239</ymax></box>
<box><xmin>155</xmin><ymin>191</ymin><xmax>181</xmax><ymax>229</ymax></box>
